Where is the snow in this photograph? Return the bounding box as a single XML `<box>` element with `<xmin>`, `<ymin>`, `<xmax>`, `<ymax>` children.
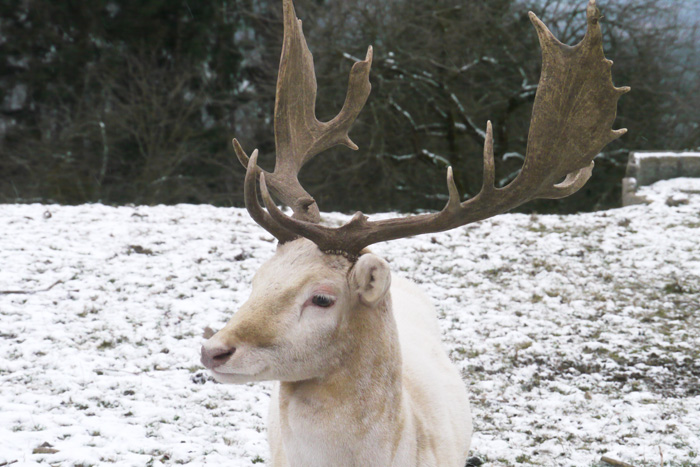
<box><xmin>632</xmin><ymin>151</ymin><xmax>700</xmax><ymax>160</ymax></box>
<box><xmin>1</xmin><ymin>178</ymin><xmax>699</xmax><ymax>466</ymax></box>
<box><xmin>637</xmin><ymin>177</ymin><xmax>700</xmax><ymax>206</ymax></box>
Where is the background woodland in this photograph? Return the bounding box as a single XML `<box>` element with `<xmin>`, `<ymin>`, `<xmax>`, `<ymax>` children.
<box><xmin>1</xmin><ymin>0</ymin><xmax>698</xmax><ymax>213</ymax></box>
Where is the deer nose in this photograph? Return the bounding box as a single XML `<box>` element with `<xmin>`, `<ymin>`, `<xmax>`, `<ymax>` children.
<box><xmin>200</xmin><ymin>344</ymin><xmax>236</xmax><ymax>369</ymax></box>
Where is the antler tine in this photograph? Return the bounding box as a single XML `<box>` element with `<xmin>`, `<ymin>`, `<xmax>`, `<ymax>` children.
<box><xmin>480</xmin><ymin>120</ymin><xmax>496</xmax><ymax>194</ymax></box>
<box><xmin>248</xmin><ymin>0</ymin><xmax>629</xmax><ymax>259</ymax></box>
<box><xmin>233</xmin><ymin>138</ymin><xmax>252</xmax><ymax>170</ymax></box>
<box><xmin>244</xmin><ymin>150</ymin><xmax>298</xmax><ymax>244</ymax></box>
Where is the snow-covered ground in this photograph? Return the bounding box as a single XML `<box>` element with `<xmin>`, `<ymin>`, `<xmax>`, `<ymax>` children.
<box><xmin>1</xmin><ymin>178</ymin><xmax>699</xmax><ymax>467</ymax></box>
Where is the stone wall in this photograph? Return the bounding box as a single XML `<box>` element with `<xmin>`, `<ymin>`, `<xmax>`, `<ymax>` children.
<box><xmin>622</xmin><ymin>151</ymin><xmax>700</xmax><ymax>206</ymax></box>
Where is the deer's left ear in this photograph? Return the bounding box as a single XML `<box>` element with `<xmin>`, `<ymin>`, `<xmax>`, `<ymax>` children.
<box><xmin>350</xmin><ymin>254</ymin><xmax>391</xmax><ymax>307</ymax></box>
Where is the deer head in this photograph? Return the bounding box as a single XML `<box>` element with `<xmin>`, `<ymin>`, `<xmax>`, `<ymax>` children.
<box><xmin>202</xmin><ymin>0</ymin><xmax>628</xmax><ymax>384</ymax></box>
<box><xmin>201</xmin><ymin>238</ymin><xmax>392</xmax><ymax>383</ymax></box>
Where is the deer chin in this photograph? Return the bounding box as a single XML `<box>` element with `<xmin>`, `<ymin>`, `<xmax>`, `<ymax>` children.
<box><xmin>210</xmin><ymin>368</ymin><xmax>270</xmax><ymax>385</ymax></box>
<box><xmin>208</xmin><ymin>346</ymin><xmax>273</xmax><ymax>384</ymax></box>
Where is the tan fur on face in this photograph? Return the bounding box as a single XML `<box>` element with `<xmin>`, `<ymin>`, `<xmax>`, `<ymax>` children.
<box><xmin>207</xmin><ymin>239</ymin><xmax>356</xmax><ymax>382</ymax></box>
<box><xmin>225</xmin><ymin>286</ymin><xmax>299</xmax><ymax>348</ymax></box>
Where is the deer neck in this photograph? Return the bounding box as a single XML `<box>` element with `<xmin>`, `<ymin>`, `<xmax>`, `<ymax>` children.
<box><xmin>277</xmin><ymin>295</ymin><xmax>406</xmax><ymax>465</ymax></box>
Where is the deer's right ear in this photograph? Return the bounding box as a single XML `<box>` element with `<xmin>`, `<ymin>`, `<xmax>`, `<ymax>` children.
<box><xmin>350</xmin><ymin>254</ymin><xmax>391</xmax><ymax>308</ymax></box>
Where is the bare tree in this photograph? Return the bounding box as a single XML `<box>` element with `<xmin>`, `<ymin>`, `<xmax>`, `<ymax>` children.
<box><xmin>290</xmin><ymin>0</ymin><xmax>699</xmax><ymax>213</ymax></box>
<box><xmin>1</xmin><ymin>0</ymin><xmax>696</xmax><ymax>210</ymax></box>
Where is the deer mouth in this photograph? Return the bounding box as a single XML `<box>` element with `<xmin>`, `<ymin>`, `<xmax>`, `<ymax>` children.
<box><xmin>210</xmin><ymin>366</ymin><xmax>270</xmax><ymax>384</ymax></box>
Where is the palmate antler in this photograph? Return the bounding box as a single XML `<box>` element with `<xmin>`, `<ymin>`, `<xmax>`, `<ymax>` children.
<box><xmin>234</xmin><ymin>0</ymin><xmax>372</xmax><ymax>227</ymax></box>
<box><xmin>242</xmin><ymin>0</ymin><xmax>629</xmax><ymax>260</ymax></box>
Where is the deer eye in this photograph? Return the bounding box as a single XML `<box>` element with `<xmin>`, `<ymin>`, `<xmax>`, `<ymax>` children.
<box><xmin>311</xmin><ymin>294</ymin><xmax>335</xmax><ymax>308</ymax></box>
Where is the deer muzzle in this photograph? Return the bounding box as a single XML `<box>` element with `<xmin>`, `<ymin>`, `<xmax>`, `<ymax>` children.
<box><xmin>200</xmin><ymin>343</ymin><xmax>236</xmax><ymax>369</ymax></box>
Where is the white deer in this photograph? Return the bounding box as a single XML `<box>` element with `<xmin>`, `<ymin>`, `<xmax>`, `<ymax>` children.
<box><xmin>200</xmin><ymin>1</ymin><xmax>628</xmax><ymax>465</ymax></box>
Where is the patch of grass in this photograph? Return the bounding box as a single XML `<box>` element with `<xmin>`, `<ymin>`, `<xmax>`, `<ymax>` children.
<box><xmin>516</xmin><ymin>342</ymin><xmax>532</xmax><ymax>352</ymax></box>
<box><xmin>531</xmin><ymin>258</ymin><xmax>553</xmax><ymax>272</ymax></box>
<box><xmin>127</xmin><ymin>245</ymin><xmax>154</xmax><ymax>255</ymax></box>
<box><xmin>663</xmin><ymin>277</ymin><xmax>697</xmax><ymax>294</ymax></box>
<box><xmin>97</xmin><ymin>399</ymin><xmax>119</xmax><ymax>409</ymax></box>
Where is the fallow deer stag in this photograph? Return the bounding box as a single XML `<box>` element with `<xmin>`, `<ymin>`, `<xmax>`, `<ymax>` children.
<box><xmin>201</xmin><ymin>0</ymin><xmax>628</xmax><ymax>465</ymax></box>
